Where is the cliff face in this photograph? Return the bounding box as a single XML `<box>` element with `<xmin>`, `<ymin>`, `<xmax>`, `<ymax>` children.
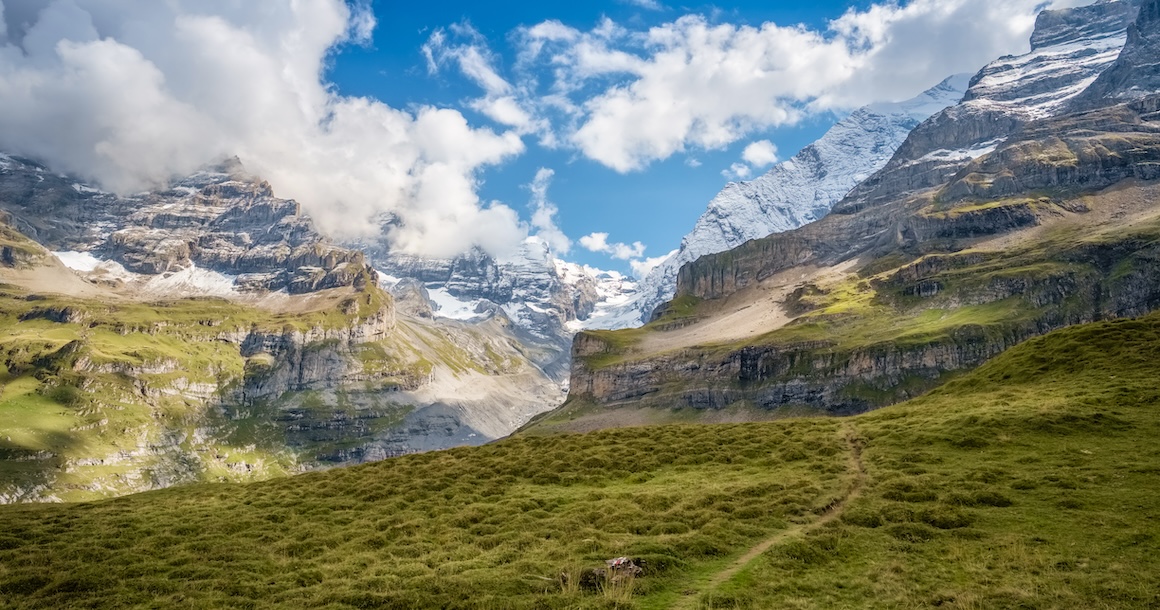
<box><xmin>1071</xmin><ymin>0</ymin><xmax>1160</xmax><ymax>108</ymax></box>
<box><xmin>542</xmin><ymin>2</ymin><xmax>1160</xmax><ymax>432</ymax></box>
<box><xmin>0</xmin><ymin>265</ymin><xmax>559</xmax><ymax>502</ymax></box>
<box><xmin>569</xmin><ymin>216</ymin><xmax>1160</xmax><ymax>416</ymax></box>
<box><xmin>839</xmin><ymin>0</ymin><xmax>1134</xmax><ymax>214</ymax></box>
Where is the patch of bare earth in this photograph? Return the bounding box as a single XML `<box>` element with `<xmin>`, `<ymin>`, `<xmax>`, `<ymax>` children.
<box><xmin>638</xmin><ymin>259</ymin><xmax>861</xmax><ymax>355</ymax></box>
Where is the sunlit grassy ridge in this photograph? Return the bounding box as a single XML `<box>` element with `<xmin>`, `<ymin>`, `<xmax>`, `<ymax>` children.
<box><xmin>1</xmin><ymin>312</ymin><xmax>1159</xmax><ymax>608</ymax></box>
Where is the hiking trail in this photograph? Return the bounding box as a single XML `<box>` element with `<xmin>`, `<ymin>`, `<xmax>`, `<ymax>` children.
<box><xmin>669</xmin><ymin>426</ymin><xmax>867</xmax><ymax>609</ymax></box>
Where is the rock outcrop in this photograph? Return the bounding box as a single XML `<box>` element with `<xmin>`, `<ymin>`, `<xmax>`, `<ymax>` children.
<box><xmin>0</xmin><ymin>156</ymin><xmax>375</xmax><ymax>294</ymax></box>
<box><xmin>1071</xmin><ymin>0</ymin><xmax>1160</xmax><ymax>108</ymax></box>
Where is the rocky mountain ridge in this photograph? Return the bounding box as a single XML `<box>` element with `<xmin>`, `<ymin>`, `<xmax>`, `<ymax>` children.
<box><xmin>535</xmin><ymin>0</ymin><xmax>1160</xmax><ymax>433</ymax></box>
<box><xmin>589</xmin><ymin>75</ymin><xmax>972</xmax><ymax>329</ymax></box>
<box><xmin>368</xmin><ymin>237</ymin><xmax>636</xmax><ymax>384</ymax></box>
<box><xmin>838</xmin><ymin>0</ymin><xmax>1135</xmax><ymax>214</ymax></box>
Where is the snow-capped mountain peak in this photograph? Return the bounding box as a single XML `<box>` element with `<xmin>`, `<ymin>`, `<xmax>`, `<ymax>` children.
<box><xmin>584</xmin><ymin>74</ymin><xmax>972</xmax><ymax>329</ymax></box>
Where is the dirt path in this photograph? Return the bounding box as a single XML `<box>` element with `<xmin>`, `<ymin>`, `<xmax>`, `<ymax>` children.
<box><xmin>670</xmin><ymin>427</ymin><xmax>866</xmax><ymax>609</ymax></box>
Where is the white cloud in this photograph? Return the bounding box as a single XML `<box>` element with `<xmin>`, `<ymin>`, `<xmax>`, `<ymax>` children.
<box><xmin>685</xmin><ymin>157</ymin><xmax>702</xmax><ymax>168</ymax></box>
<box><xmin>527</xmin><ymin>167</ymin><xmax>571</xmax><ymax>254</ymax></box>
<box><xmin>742</xmin><ymin>140</ymin><xmax>778</xmax><ymax>167</ymax></box>
<box><xmin>515</xmin><ymin>0</ymin><xmax>1092</xmax><ymax>172</ymax></box>
<box><xmin>630</xmin><ymin>249</ymin><xmax>676</xmax><ymax>278</ymax></box>
<box><xmin>620</xmin><ymin>0</ymin><xmax>665</xmax><ymax>11</ymax></box>
<box><xmin>0</xmin><ymin>0</ymin><xmax>526</xmax><ymax>259</ymax></box>
<box><xmin>580</xmin><ymin>232</ymin><xmax>647</xmax><ymax>260</ymax></box>
<box><xmin>423</xmin><ymin>22</ymin><xmax>553</xmax><ymax>142</ymax></box>
<box><xmin>724</xmin><ymin>139</ymin><xmax>778</xmax><ymax>179</ymax></box>
<box><xmin>722</xmin><ymin>163</ymin><xmax>751</xmax><ymax>181</ymax></box>
<box><xmin>347</xmin><ymin>1</ymin><xmax>376</xmax><ymax>44</ymax></box>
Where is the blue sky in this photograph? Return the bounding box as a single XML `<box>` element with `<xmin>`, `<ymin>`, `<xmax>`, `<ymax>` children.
<box><xmin>327</xmin><ymin>1</ymin><xmax>879</xmax><ymax>272</ymax></box>
<box><xmin>322</xmin><ymin>0</ymin><xmax>1062</xmax><ymax>273</ymax></box>
<box><xmin>0</xmin><ymin>0</ymin><xmax>1081</xmax><ymax>275</ymax></box>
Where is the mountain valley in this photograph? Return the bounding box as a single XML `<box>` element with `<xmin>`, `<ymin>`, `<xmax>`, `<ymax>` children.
<box><xmin>2</xmin><ymin>0</ymin><xmax>1160</xmax><ymax>608</ymax></box>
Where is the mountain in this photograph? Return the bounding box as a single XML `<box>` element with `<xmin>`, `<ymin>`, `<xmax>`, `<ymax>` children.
<box><xmin>588</xmin><ymin>75</ymin><xmax>972</xmax><ymax>330</ymax></box>
<box><xmin>840</xmin><ymin>0</ymin><xmax>1135</xmax><ymax>212</ymax></box>
<box><xmin>0</xmin><ymin>155</ymin><xmax>373</xmax><ymax>295</ymax></box>
<box><xmin>1071</xmin><ymin>0</ymin><xmax>1160</xmax><ymax>108</ymax></box>
<box><xmin>531</xmin><ymin>0</ymin><xmax>1160</xmax><ymax>433</ymax></box>
<box><xmin>365</xmin><ymin>237</ymin><xmax>637</xmax><ymax>383</ymax></box>
<box><xmin>0</xmin><ymin>158</ymin><xmax>562</xmax><ymax>502</ymax></box>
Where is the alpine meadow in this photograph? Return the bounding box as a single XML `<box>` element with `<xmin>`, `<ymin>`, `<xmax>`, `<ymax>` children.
<box><xmin>2</xmin><ymin>0</ymin><xmax>1159</xmax><ymax>608</ymax></box>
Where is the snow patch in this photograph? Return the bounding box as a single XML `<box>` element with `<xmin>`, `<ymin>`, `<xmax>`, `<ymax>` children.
<box><xmin>914</xmin><ymin>139</ymin><xmax>1005</xmax><ymax>165</ymax></box>
<box><xmin>53</xmin><ymin>251</ymin><xmax>104</xmax><ymax>272</ymax></box>
<box><xmin>377</xmin><ymin>273</ymin><xmax>403</xmax><ymax>289</ymax></box>
<box><xmin>71</xmin><ymin>183</ymin><xmax>103</xmax><ymax>195</ymax></box>
<box><xmin>141</xmin><ymin>265</ymin><xmax>239</xmax><ymax>298</ymax></box>
<box><xmin>54</xmin><ymin>251</ymin><xmax>240</xmax><ymax>298</ymax></box>
<box><xmin>426</xmin><ymin>287</ymin><xmax>486</xmax><ymax>321</ymax></box>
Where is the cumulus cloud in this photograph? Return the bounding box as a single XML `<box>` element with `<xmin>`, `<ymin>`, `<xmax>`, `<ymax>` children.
<box><xmin>527</xmin><ymin>168</ymin><xmax>571</xmax><ymax>254</ymax></box>
<box><xmin>580</xmin><ymin>232</ymin><xmax>647</xmax><ymax>260</ymax></box>
<box><xmin>0</xmin><ymin>0</ymin><xmax>526</xmax><ymax>259</ymax></box>
<box><xmin>722</xmin><ymin>163</ymin><xmax>751</xmax><ymax>181</ymax></box>
<box><xmin>742</xmin><ymin>140</ymin><xmax>779</xmax><ymax>167</ymax></box>
<box><xmin>514</xmin><ymin>0</ymin><xmax>1094</xmax><ymax>172</ymax></box>
<box><xmin>723</xmin><ymin>139</ymin><xmax>778</xmax><ymax>180</ymax></box>
<box><xmin>630</xmin><ymin>249</ymin><xmax>676</xmax><ymax>278</ymax></box>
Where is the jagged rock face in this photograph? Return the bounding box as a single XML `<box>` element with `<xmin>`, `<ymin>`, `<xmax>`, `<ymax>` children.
<box><xmin>678</xmin><ymin>94</ymin><xmax>1160</xmax><ymax>301</ymax></box>
<box><xmin>1071</xmin><ymin>0</ymin><xmax>1160</xmax><ymax>108</ymax></box>
<box><xmin>588</xmin><ymin>75</ymin><xmax>970</xmax><ymax>329</ymax></box>
<box><xmin>941</xmin><ymin>96</ymin><xmax>1160</xmax><ymax>203</ymax></box>
<box><xmin>840</xmin><ymin>0</ymin><xmax>1134</xmax><ymax>213</ymax></box>
<box><xmin>0</xmin><ymin>155</ymin><xmax>374</xmax><ymax>294</ymax></box>
<box><xmin>389</xmin><ymin>278</ymin><xmax>435</xmax><ymax>318</ymax></box>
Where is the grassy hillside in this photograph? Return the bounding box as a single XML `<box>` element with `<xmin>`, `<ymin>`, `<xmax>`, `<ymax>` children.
<box><xmin>1</xmin><ymin>312</ymin><xmax>1159</xmax><ymax>608</ymax></box>
<box><xmin>0</xmin><ymin>276</ymin><xmax>519</xmax><ymax>502</ymax></box>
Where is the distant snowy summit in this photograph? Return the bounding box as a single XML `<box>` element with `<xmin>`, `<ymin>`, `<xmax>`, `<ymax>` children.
<box><xmin>367</xmin><ymin>236</ymin><xmax>639</xmax><ymax>383</ymax></box>
<box><xmin>841</xmin><ymin>0</ymin><xmax>1134</xmax><ymax>212</ymax></box>
<box><xmin>588</xmin><ymin>74</ymin><xmax>972</xmax><ymax>329</ymax></box>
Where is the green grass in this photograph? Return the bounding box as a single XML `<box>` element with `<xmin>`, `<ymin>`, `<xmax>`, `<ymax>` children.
<box><xmin>2</xmin><ymin>312</ymin><xmax>1159</xmax><ymax>608</ymax></box>
<box><xmin>0</xmin><ymin>280</ymin><xmax>431</xmax><ymax>501</ymax></box>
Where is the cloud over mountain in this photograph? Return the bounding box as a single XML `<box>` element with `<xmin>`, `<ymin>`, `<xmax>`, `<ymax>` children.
<box><xmin>0</xmin><ymin>0</ymin><xmax>526</xmax><ymax>258</ymax></box>
<box><xmin>437</xmin><ymin>0</ymin><xmax>1097</xmax><ymax>172</ymax></box>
